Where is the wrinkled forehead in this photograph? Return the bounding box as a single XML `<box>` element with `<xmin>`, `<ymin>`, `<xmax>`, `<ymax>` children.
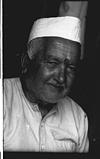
<box><xmin>45</xmin><ymin>37</ymin><xmax>81</xmax><ymax>60</ymax></box>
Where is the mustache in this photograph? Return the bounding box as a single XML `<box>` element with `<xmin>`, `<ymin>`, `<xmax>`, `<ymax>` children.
<box><xmin>47</xmin><ymin>82</ymin><xmax>65</xmax><ymax>89</ymax></box>
<box><xmin>44</xmin><ymin>77</ymin><xmax>67</xmax><ymax>88</ymax></box>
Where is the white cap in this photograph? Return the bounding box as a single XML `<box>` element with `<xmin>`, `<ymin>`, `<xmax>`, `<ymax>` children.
<box><xmin>28</xmin><ymin>16</ymin><xmax>81</xmax><ymax>44</ymax></box>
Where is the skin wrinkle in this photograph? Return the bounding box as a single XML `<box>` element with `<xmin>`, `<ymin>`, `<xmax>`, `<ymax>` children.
<box><xmin>55</xmin><ymin>41</ymin><xmax>71</xmax><ymax>61</ymax></box>
<box><xmin>21</xmin><ymin>37</ymin><xmax>81</xmax><ymax>117</ymax></box>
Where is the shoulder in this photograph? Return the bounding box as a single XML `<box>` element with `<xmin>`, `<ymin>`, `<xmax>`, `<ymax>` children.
<box><xmin>4</xmin><ymin>78</ymin><xmax>20</xmax><ymax>94</ymax></box>
<box><xmin>58</xmin><ymin>96</ymin><xmax>87</xmax><ymax>118</ymax></box>
<box><xmin>4</xmin><ymin>78</ymin><xmax>20</xmax><ymax>88</ymax></box>
<box><xmin>4</xmin><ymin>78</ymin><xmax>20</xmax><ymax>105</ymax></box>
<box><xmin>58</xmin><ymin>96</ymin><xmax>88</xmax><ymax>132</ymax></box>
<box><xmin>3</xmin><ymin>78</ymin><xmax>23</xmax><ymax>145</ymax></box>
<box><xmin>68</xmin><ymin>97</ymin><xmax>87</xmax><ymax>123</ymax></box>
<box><xmin>4</xmin><ymin>78</ymin><xmax>23</xmax><ymax>128</ymax></box>
<box><xmin>3</xmin><ymin>77</ymin><xmax>23</xmax><ymax>115</ymax></box>
<box><xmin>4</xmin><ymin>78</ymin><xmax>21</xmax><ymax>95</ymax></box>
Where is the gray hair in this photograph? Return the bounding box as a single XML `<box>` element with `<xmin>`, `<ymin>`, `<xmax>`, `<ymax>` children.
<box><xmin>21</xmin><ymin>38</ymin><xmax>45</xmax><ymax>75</ymax></box>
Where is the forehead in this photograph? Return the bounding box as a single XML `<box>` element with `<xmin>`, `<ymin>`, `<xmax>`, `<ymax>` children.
<box><xmin>45</xmin><ymin>37</ymin><xmax>80</xmax><ymax>61</ymax></box>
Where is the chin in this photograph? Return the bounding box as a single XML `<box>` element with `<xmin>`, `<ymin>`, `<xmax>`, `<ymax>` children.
<box><xmin>42</xmin><ymin>97</ymin><xmax>59</xmax><ymax>104</ymax></box>
<box><xmin>37</xmin><ymin>85</ymin><xmax>70</xmax><ymax>103</ymax></box>
<box><xmin>40</xmin><ymin>91</ymin><xmax>66</xmax><ymax>104</ymax></box>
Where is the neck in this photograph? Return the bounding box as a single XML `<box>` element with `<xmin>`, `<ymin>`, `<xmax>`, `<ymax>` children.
<box><xmin>38</xmin><ymin>100</ymin><xmax>56</xmax><ymax>118</ymax></box>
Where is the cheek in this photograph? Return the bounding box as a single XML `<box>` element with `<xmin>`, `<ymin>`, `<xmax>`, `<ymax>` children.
<box><xmin>41</xmin><ymin>67</ymin><xmax>55</xmax><ymax>80</ymax></box>
<box><xmin>31</xmin><ymin>65</ymin><xmax>53</xmax><ymax>86</ymax></box>
<box><xmin>66</xmin><ymin>74</ymin><xmax>75</xmax><ymax>87</ymax></box>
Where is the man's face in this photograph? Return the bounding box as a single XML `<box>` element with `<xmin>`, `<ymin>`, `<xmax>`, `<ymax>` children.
<box><xmin>28</xmin><ymin>37</ymin><xmax>81</xmax><ymax>103</ymax></box>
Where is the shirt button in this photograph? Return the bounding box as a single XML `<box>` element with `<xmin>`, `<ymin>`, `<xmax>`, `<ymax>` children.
<box><xmin>26</xmin><ymin>124</ymin><xmax>30</xmax><ymax>129</ymax></box>
<box><xmin>16</xmin><ymin>114</ymin><xmax>20</xmax><ymax>118</ymax></box>
<box><xmin>41</xmin><ymin>144</ymin><xmax>45</xmax><ymax>150</ymax></box>
<box><xmin>41</xmin><ymin>122</ymin><xmax>44</xmax><ymax>127</ymax></box>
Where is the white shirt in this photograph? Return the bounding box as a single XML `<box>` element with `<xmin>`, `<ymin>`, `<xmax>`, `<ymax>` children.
<box><xmin>4</xmin><ymin>78</ymin><xmax>89</xmax><ymax>152</ymax></box>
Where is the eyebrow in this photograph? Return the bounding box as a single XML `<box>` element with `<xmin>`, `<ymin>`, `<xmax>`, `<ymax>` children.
<box><xmin>46</xmin><ymin>55</ymin><xmax>63</xmax><ymax>62</ymax></box>
<box><xmin>46</xmin><ymin>54</ymin><xmax>79</xmax><ymax>66</ymax></box>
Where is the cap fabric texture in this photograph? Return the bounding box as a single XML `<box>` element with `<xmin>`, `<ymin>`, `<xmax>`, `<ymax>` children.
<box><xmin>28</xmin><ymin>16</ymin><xmax>81</xmax><ymax>44</ymax></box>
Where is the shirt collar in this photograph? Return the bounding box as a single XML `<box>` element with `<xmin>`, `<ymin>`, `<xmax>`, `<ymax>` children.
<box><xmin>32</xmin><ymin>102</ymin><xmax>58</xmax><ymax>118</ymax></box>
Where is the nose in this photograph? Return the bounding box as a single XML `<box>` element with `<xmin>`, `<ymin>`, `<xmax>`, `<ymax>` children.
<box><xmin>57</xmin><ymin>64</ymin><xmax>65</xmax><ymax>84</ymax></box>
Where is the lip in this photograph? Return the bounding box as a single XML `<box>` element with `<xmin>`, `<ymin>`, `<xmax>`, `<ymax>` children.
<box><xmin>47</xmin><ymin>83</ymin><xmax>64</xmax><ymax>89</ymax></box>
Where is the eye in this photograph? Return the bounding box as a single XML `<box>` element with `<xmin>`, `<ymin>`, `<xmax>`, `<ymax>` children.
<box><xmin>48</xmin><ymin>61</ymin><xmax>57</xmax><ymax>64</ymax></box>
<box><xmin>47</xmin><ymin>61</ymin><xmax>59</xmax><ymax>67</ymax></box>
<box><xmin>67</xmin><ymin>65</ymin><xmax>77</xmax><ymax>73</ymax></box>
<box><xmin>69</xmin><ymin>65</ymin><xmax>76</xmax><ymax>70</ymax></box>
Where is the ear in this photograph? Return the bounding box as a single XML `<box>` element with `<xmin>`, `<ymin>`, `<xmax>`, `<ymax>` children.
<box><xmin>21</xmin><ymin>52</ymin><xmax>31</xmax><ymax>74</ymax></box>
<box><xmin>27</xmin><ymin>38</ymin><xmax>44</xmax><ymax>59</ymax></box>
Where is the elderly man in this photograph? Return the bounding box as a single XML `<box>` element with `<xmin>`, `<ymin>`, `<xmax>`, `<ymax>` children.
<box><xmin>4</xmin><ymin>1</ymin><xmax>89</xmax><ymax>152</ymax></box>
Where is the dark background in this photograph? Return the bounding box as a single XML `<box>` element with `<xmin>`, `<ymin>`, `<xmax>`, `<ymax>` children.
<box><xmin>3</xmin><ymin>0</ymin><xmax>100</xmax><ymax>155</ymax></box>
